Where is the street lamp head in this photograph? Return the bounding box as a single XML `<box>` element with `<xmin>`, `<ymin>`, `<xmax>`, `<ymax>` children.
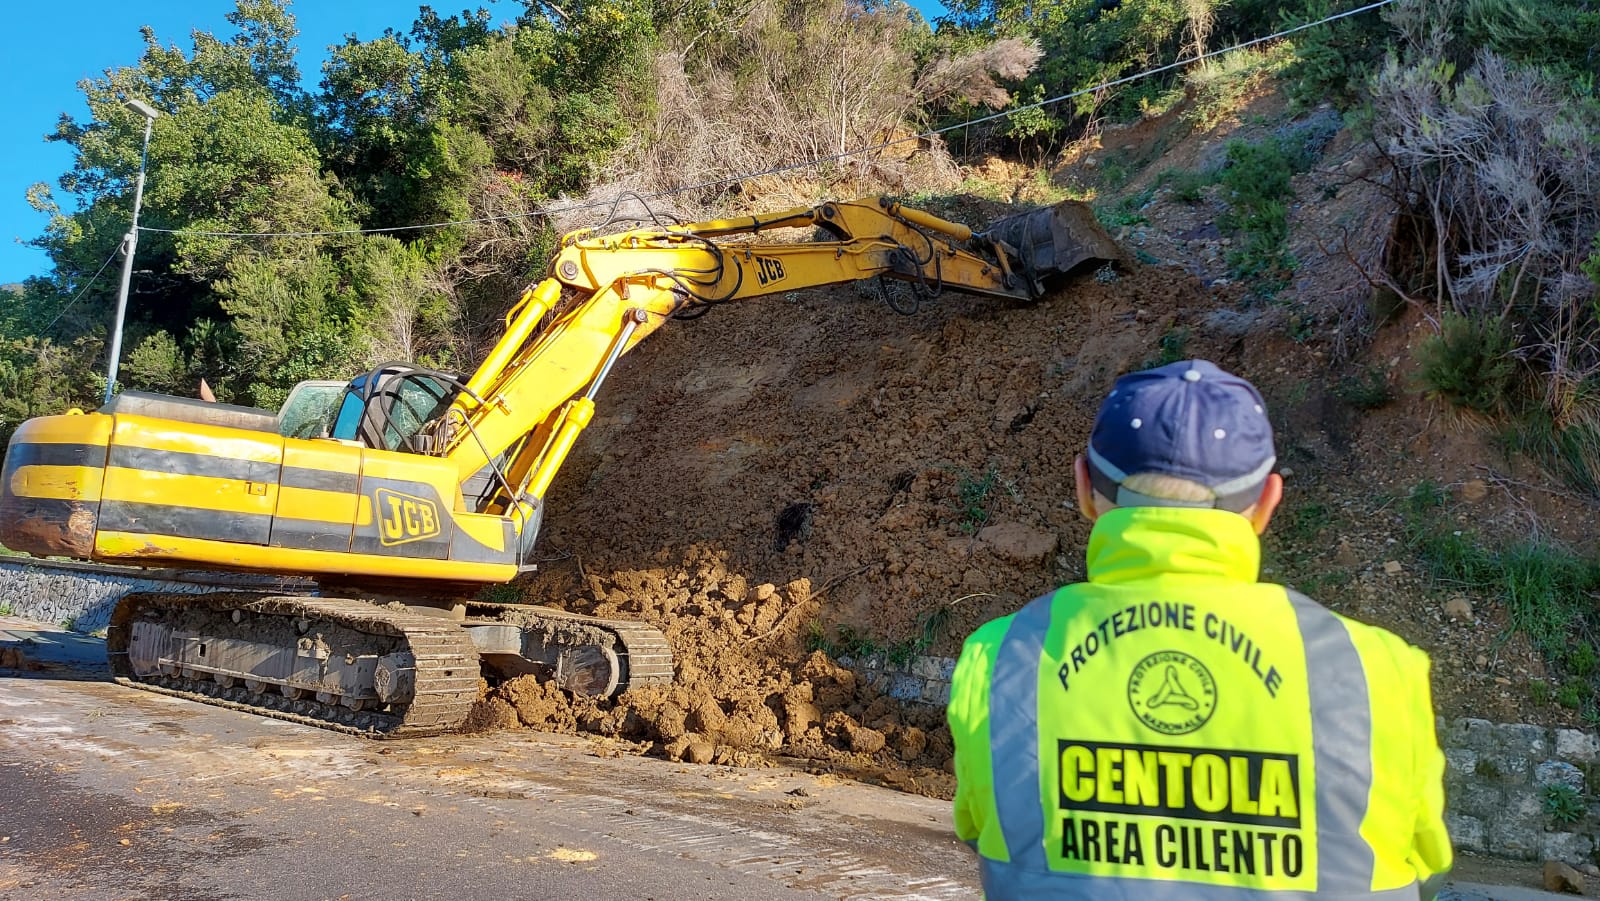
<box><xmin>123</xmin><ymin>99</ymin><xmax>160</xmax><ymax>121</ymax></box>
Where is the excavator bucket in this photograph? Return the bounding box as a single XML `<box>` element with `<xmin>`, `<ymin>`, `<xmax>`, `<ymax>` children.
<box><xmin>984</xmin><ymin>200</ymin><xmax>1125</xmax><ymax>289</ymax></box>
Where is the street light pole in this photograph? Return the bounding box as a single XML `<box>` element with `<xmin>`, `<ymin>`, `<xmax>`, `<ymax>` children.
<box><xmin>103</xmin><ymin>99</ymin><xmax>160</xmax><ymax>405</ymax></box>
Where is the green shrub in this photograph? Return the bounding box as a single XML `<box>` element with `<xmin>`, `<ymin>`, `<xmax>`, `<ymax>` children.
<box><xmin>1096</xmin><ymin>204</ymin><xmax>1147</xmax><ymax>229</ymax></box>
<box><xmin>1498</xmin><ymin>413</ymin><xmax>1600</xmax><ymax>502</ymax></box>
<box><xmin>803</xmin><ymin>618</ymin><xmax>942</xmax><ymax>668</ymax></box>
<box><xmin>1138</xmin><ymin>85</ymin><xmax>1188</xmax><ymax>119</ymax></box>
<box><xmin>1276</xmin><ymin>500</ymin><xmax>1332</xmax><ymax>546</ymax></box>
<box><xmin>1096</xmin><ymin>188</ymin><xmax>1156</xmax><ymax>229</ymax></box>
<box><xmin>1461</xmin><ymin>0</ymin><xmax>1600</xmax><ymax>90</ymax></box>
<box><xmin>1218</xmin><ymin>134</ymin><xmax>1318</xmax><ymax>218</ymax></box>
<box><xmin>1281</xmin><ymin>0</ymin><xmax>1393</xmax><ymax>110</ymax></box>
<box><xmin>1497</xmin><ymin>542</ymin><xmax>1600</xmax><ymax>661</ymax></box>
<box><xmin>803</xmin><ymin>622</ymin><xmax>884</xmax><ymax>659</ymax></box>
<box><xmin>1226</xmin><ymin>202</ymin><xmax>1295</xmax><ymax>282</ymax></box>
<box><xmin>1403</xmin><ymin>480</ymin><xmax>1600</xmax><ymax>709</ymax></box>
<box><xmin>955</xmin><ymin>465</ymin><xmax>1002</xmax><ymax>534</ymax></box>
<box><xmin>1558</xmin><ymin>682</ymin><xmax>1585</xmax><ymax>709</ymax></box>
<box><xmin>1335</xmin><ymin>366</ymin><xmax>1396</xmax><ymax>409</ymax></box>
<box><xmin>1098</xmin><ymin>154</ymin><xmax>1135</xmax><ymax>192</ymax></box>
<box><xmin>1185</xmin><ymin>43</ymin><xmax>1295</xmax><ymax>128</ymax></box>
<box><xmin>1570</xmin><ymin>641</ymin><xmax>1599</xmax><ymax>677</ymax></box>
<box><xmin>1543</xmin><ymin>783</ymin><xmax>1586</xmax><ymax>825</ymax></box>
<box><xmin>1413</xmin><ymin>312</ymin><xmax>1517</xmax><ymax>414</ymax></box>
<box><xmin>1144</xmin><ymin>326</ymin><xmax>1191</xmax><ymax>369</ymax></box>
<box><xmin>1164</xmin><ymin>169</ymin><xmax>1214</xmax><ymax>203</ymax></box>
<box><xmin>1583</xmin><ymin>231</ymin><xmax>1600</xmax><ymax>287</ymax></box>
<box><xmin>1216</xmin><ymin>134</ymin><xmax>1320</xmax><ymax>283</ymax></box>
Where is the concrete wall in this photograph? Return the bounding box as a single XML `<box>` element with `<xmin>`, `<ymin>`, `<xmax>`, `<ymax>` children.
<box><xmin>0</xmin><ymin>556</ymin><xmax>308</xmax><ymax>634</ymax></box>
<box><xmin>847</xmin><ymin>652</ymin><xmax>1600</xmax><ymax>866</ymax></box>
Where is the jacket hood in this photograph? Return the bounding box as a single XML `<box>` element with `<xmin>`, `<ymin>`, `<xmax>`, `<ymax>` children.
<box><xmin>1085</xmin><ymin>506</ymin><xmax>1261</xmax><ymax>584</ymax></box>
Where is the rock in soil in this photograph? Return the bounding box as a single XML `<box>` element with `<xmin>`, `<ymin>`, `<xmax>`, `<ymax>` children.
<box><xmin>1544</xmin><ymin>860</ymin><xmax>1585</xmax><ymax>894</ymax></box>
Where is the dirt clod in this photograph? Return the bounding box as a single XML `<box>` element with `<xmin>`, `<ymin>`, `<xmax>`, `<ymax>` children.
<box><xmin>976</xmin><ymin>522</ymin><xmax>1058</xmax><ymax>565</ymax></box>
<box><xmin>462</xmin><ymin>696</ymin><xmax>520</xmax><ymax>733</ymax></box>
<box><xmin>503</xmin><ymin>676</ymin><xmax>578</xmax><ymax>730</ymax></box>
<box><xmin>683</xmin><ymin>734</ymin><xmax>717</xmax><ymax>764</ymax></box>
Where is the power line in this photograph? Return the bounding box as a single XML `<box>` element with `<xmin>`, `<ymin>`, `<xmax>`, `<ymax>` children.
<box><xmin>138</xmin><ymin>0</ymin><xmax>1396</xmax><ymax>241</ymax></box>
<box><xmin>42</xmin><ymin>243</ymin><xmax>123</xmax><ymax>335</ymax></box>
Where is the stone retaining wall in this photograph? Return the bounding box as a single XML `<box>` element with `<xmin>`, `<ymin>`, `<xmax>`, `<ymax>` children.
<box><xmin>0</xmin><ymin>556</ymin><xmax>308</xmax><ymax>633</ymax></box>
<box><xmin>844</xmin><ymin>653</ymin><xmax>1600</xmax><ymax>866</ymax></box>
<box><xmin>841</xmin><ymin>652</ymin><xmax>956</xmax><ymax>706</ymax></box>
<box><xmin>1442</xmin><ymin>718</ymin><xmax>1600</xmax><ymax>865</ymax></box>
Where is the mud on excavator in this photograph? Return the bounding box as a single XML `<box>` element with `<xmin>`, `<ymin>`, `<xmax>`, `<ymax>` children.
<box><xmin>0</xmin><ymin>196</ymin><xmax>1121</xmax><ymax>737</ymax></box>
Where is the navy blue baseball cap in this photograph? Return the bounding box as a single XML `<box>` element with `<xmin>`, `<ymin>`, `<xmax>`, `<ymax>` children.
<box><xmin>1086</xmin><ymin>360</ymin><xmax>1276</xmax><ymax>512</ymax></box>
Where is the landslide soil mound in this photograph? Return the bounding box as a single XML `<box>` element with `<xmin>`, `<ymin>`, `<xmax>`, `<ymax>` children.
<box><xmin>472</xmin><ymin>262</ymin><xmax>1257</xmax><ymax>794</ymax></box>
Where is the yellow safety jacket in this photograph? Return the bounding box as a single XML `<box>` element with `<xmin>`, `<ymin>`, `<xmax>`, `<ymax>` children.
<box><xmin>949</xmin><ymin>507</ymin><xmax>1452</xmax><ymax>900</ymax></box>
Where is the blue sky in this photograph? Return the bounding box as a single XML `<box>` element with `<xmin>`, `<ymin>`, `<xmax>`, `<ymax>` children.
<box><xmin>0</xmin><ymin>0</ymin><xmax>948</xmax><ymax>287</ymax></box>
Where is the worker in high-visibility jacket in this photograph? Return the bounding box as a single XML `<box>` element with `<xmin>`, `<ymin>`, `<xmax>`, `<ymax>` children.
<box><xmin>949</xmin><ymin>359</ymin><xmax>1452</xmax><ymax>900</ymax></box>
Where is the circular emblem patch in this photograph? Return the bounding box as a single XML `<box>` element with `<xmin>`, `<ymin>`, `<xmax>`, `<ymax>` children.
<box><xmin>1127</xmin><ymin>650</ymin><xmax>1217</xmax><ymax>735</ymax></box>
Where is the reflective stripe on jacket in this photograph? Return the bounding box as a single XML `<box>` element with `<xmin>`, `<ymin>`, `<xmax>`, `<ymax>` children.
<box><xmin>948</xmin><ymin>506</ymin><xmax>1452</xmax><ymax>899</ymax></box>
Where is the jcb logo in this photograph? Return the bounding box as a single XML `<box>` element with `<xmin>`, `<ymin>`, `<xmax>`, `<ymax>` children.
<box><xmin>375</xmin><ymin>488</ymin><xmax>441</xmax><ymax>546</ymax></box>
<box><xmin>754</xmin><ymin>256</ymin><xmax>786</xmax><ymax>286</ymax></box>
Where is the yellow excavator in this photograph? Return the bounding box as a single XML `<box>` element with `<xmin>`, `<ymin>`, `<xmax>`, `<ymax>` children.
<box><xmin>0</xmin><ymin>196</ymin><xmax>1120</xmax><ymax>736</ymax></box>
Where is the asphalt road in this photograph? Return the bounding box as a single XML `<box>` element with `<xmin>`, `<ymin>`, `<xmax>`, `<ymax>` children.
<box><xmin>0</xmin><ymin>619</ymin><xmax>1581</xmax><ymax>901</ymax></box>
<box><xmin>0</xmin><ymin>671</ymin><xmax>975</xmax><ymax>901</ymax></box>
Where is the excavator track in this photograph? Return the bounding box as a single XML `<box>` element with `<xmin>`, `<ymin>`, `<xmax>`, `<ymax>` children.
<box><xmin>107</xmin><ymin>592</ymin><xmax>481</xmax><ymax>738</ymax></box>
<box><xmin>102</xmin><ymin>588</ymin><xmax>677</xmax><ymax>738</ymax></box>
